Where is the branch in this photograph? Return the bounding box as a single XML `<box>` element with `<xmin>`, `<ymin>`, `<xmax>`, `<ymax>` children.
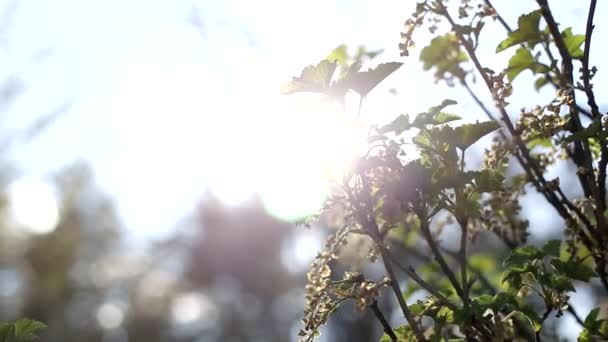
<box><xmin>379</xmin><ymin>247</ymin><xmax>426</xmax><ymax>342</ymax></box>
<box><xmin>383</xmin><ymin>246</ymin><xmax>458</xmax><ymax>311</ymax></box>
<box><xmin>483</xmin><ymin>0</ymin><xmax>512</xmax><ymax>32</ymax></box>
<box><xmin>580</xmin><ymin>0</ymin><xmax>607</xmax><ymax>236</ymax></box>
<box><xmin>536</xmin><ymin>0</ymin><xmax>603</xmax><ymax>232</ymax></box>
<box><xmin>438</xmin><ymin>1</ymin><xmax>600</xmax><ymax>269</ymax></box>
<box><xmin>416</xmin><ymin>204</ymin><xmax>464</xmax><ymax>300</ymax></box>
<box><xmin>370</xmin><ymin>300</ymin><xmax>398</xmax><ymax>342</ymax></box>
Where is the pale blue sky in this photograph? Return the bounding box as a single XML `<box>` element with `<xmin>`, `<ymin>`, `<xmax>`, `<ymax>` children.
<box><xmin>1</xmin><ymin>0</ymin><xmax>605</xmax><ymax>235</ymax></box>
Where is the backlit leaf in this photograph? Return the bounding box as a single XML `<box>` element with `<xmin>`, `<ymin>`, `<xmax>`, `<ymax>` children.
<box><xmin>343</xmin><ymin>62</ymin><xmax>403</xmax><ymax>96</ymax></box>
<box><xmin>435</xmin><ymin>121</ymin><xmax>501</xmax><ymax>151</ymax></box>
<box><xmin>551</xmin><ymin>259</ymin><xmax>597</xmax><ymax>282</ymax></box>
<box><xmin>506</xmin><ymin>47</ymin><xmax>549</xmax><ymax>81</ymax></box>
<box><xmin>562</xmin><ymin>28</ymin><xmax>585</xmax><ymax>59</ymax></box>
<box><xmin>496</xmin><ymin>10</ymin><xmax>543</xmax><ymax>52</ymax></box>
<box><xmin>281</xmin><ymin>60</ymin><xmax>337</xmax><ymax>94</ymax></box>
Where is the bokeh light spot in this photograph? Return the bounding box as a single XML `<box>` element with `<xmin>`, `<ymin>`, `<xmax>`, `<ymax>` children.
<box><xmin>6</xmin><ymin>178</ymin><xmax>60</xmax><ymax>234</ymax></box>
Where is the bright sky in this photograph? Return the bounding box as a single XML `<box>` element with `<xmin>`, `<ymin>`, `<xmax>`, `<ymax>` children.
<box><xmin>1</xmin><ymin>0</ymin><xmax>606</xmax><ymax>339</ymax></box>
<box><xmin>0</xmin><ymin>0</ymin><xmax>419</xmax><ymax>237</ymax></box>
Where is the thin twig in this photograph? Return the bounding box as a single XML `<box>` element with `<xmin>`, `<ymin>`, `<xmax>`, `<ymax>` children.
<box><xmin>379</xmin><ymin>247</ymin><xmax>426</xmax><ymax>342</ymax></box>
<box><xmin>417</xmin><ymin>203</ymin><xmax>464</xmax><ymax>300</ymax></box>
<box><xmin>383</xmin><ymin>247</ymin><xmax>458</xmax><ymax>311</ymax></box>
<box><xmin>483</xmin><ymin>0</ymin><xmax>512</xmax><ymax>32</ymax></box>
<box><xmin>370</xmin><ymin>300</ymin><xmax>398</xmax><ymax>342</ymax></box>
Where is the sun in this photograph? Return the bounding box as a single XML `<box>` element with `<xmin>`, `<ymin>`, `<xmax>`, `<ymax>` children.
<box><xmin>254</xmin><ymin>94</ymin><xmax>367</xmax><ymax>221</ymax></box>
<box><xmin>92</xmin><ymin>56</ymin><xmax>368</xmax><ymax>232</ymax></box>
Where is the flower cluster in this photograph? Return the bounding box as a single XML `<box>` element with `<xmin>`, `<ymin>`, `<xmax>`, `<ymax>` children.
<box><xmin>399</xmin><ymin>2</ymin><xmax>429</xmax><ymax>57</ymax></box>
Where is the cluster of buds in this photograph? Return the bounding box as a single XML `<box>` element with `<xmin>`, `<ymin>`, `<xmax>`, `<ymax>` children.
<box><xmin>353</xmin><ymin>277</ymin><xmax>391</xmax><ymax>311</ymax></box>
<box><xmin>399</xmin><ymin>2</ymin><xmax>428</xmax><ymax>56</ymax></box>
<box><xmin>476</xmin><ymin>1</ymin><xmax>498</xmax><ymax>19</ymax></box>
<box><xmin>480</xmin><ymin>181</ymin><xmax>530</xmax><ymax>245</ymax></box>
<box><xmin>484</xmin><ymin>137</ymin><xmax>513</xmax><ymax>170</ymax></box>
<box><xmin>457</xmin><ymin>0</ymin><xmax>476</xmax><ymax>18</ymax></box>
<box><xmin>516</xmin><ymin>105</ymin><xmax>566</xmax><ymax>142</ymax></box>
<box><xmin>489</xmin><ymin>72</ymin><xmax>513</xmax><ymax>108</ymax></box>
<box><xmin>300</xmin><ymin>227</ymin><xmax>349</xmax><ymax>342</ymax></box>
<box><xmin>556</xmin><ymin>87</ymin><xmax>574</xmax><ymax>106</ymax></box>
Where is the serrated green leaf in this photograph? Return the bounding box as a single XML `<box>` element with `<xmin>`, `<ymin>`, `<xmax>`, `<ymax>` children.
<box><xmin>281</xmin><ymin>60</ymin><xmax>337</xmax><ymax>94</ymax></box>
<box><xmin>493</xmin><ymin>292</ymin><xmax>519</xmax><ymax>311</ymax></box>
<box><xmin>326</xmin><ymin>45</ymin><xmax>349</xmax><ymax>65</ymax></box>
<box><xmin>551</xmin><ymin>259</ymin><xmax>597</xmax><ymax>282</ymax></box>
<box><xmin>409</xmin><ymin>302</ymin><xmax>426</xmax><ymax>316</ymax></box>
<box><xmin>496</xmin><ymin>10</ymin><xmax>543</xmax><ymax>52</ymax></box>
<box><xmin>504</xmin><ymin>245</ymin><xmax>543</xmax><ymax>267</ymax></box>
<box><xmin>473</xmin><ymin>170</ymin><xmax>505</xmax><ymax>192</ymax></box>
<box><xmin>13</xmin><ymin>319</ymin><xmax>47</xmax><ymax>341</ymax></box>
<box><xmin>548</xmin><ymin>274</ymin><xmax>575</xmax><ymax>292</ymax></box>
<box><xmin>506</xmin><ymin>47</ymin><xmax>549</xmax><ymax>81</ymax></box>
<box><xmin>420</xmin><ymin>33</ymin><xmax>468</xmax><ymax>82</ymax></box>
<box><xmin>542</xmin><ymin>240</ymin><xmax>561</xmax><ymax>257</ymax></box>
<box><xmin>584</xmin><ymin>308</ymin><xmax>600</xmax><ymax>329</ymax></box>
<box><xmin>434</xmin><ymin>112</ymin><xmax>461</xmax><ymax>124</ymax></box>
<box><xmin>411</xmin><ymin>99</ymin><xmax>461</xmax><ymax>127</ymax></box>
<box><xmin>342</xmin><ymin>62</ymin><xmax>403</xmax><ymax>96</ymax></box>
<box><xmin>437</xmin><ymin>121</ymin><xmax>501</xmax><ymax>151</ymax></box>
<box><xmin>502</xmin><ymin>269</ymin><xmax>524</xmax><ymax>289</ymax></box>
<box><xmin>428</xmin><ymin>99</ymin><xmax>458</xmax><ymax>116</ymax></box>
<box><xmin>526</xmin><ymin>135</ymin><xmax>552</xmax><ymax>149</ymax></box>
<box><xmin>0</xmin><ymin>323</ymin><xmax>16</xmax><ymax>342</ymax></box>
<box><xmin>562</xmin><ymin>27</ymin><xmax>585</xmax><ymax>59</ymax></box>
<box><xmin>561</xmin><ymin>116</ymin><xmax>605</xmax><ymax>145</ymax></box>
<box><xmin>505</xmin><ymin>309</ymin><xmax>542</xmax><ymax>332</ymax></box>
<box><xmin>534</xmin><ymin>76</ymin><xmax>550</xmax><ymax>91</ymax></box>
<box><xmin>0</xmin><ymin>319</ymin><xmax>46</xmax><ymax>342</ymax></box>
<box><xmin>379</xmin><ymin>114</ymin><xmax>410</xmax><ymax>135</ymax></box>
<box><xmin>380</xmin><ymin>325</ymin><xmax>415</xmax><ymax>342</ymax></box>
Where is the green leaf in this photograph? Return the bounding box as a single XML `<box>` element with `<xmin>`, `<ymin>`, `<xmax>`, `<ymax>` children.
<box><xmin>493</xmin><ymin>292</ymin><xmax>519</xmax><ymax>311</ymax></box>
<box><xmin>433</xmin><ymin>112</ymin><xmax>461</xmax><ymax>124</ymax></box>
<box><xmin>0</xmin><ymin>323</ymin><xmax>16</xmax><ymax>342</ymax></box>
<box><xmin>13</xmin><ymin>319</ymin><xmax>47</xmax><ymax>341</ymax></box>
<box><xmin>526</xmin><ymin>135</ymin><xmax>553</xmax><ymax>149</ymax></box>
<box><xmin>504</xmin><ymin>245</ymin><xmax>543</xmax><ymax>267</ymax></box>
<box><xmin>534</xmin><ymin>76</ymin><xmax>550</xmax><ymax>91</ymax></box>
<box><xmin>541</xmin><ymin>240</ymin><xmax>561</xmax><ymax>258</ymax></box>
<box><xmin>410</xmin><ymin>99</ymin><xmax>461</xmax><ymax>127</ymax></box>
<box><xmin>496</xmin><ymin>10</ymin><xmax>543</xmax><ymax>52</ymax></box>
<box><xmin>420</xmin><ymin>33</ymin><xmax>468</xmax><ymax>82</ymax></box>
<box><xmin>562</xmin><ymin>27</ymin><xmax>585</xmax><ymax>59</ymax></box>
<box><xmin>561</xmin><ymin>116</ymin><xmax>606</xmax><ymax>145</ymax></box>
<box><xmin>506</xmin><ymin>47</ymin><xmax>549</xmax><ymax>81</ymax></box>
<box><xmin>380</xmin><ymin>325</ymin><xmax>415</xmax><ymax>342</ymax></box>
<box><xmin>584</xmin><ymin>308</ymin><xmax>601</xmax><ymax>329</ymax></box>
<box><xmin>504</xmin><ymin>309</ymin><xmax>542</xmax><ymax>332</ymax></box>
<box><xmin>342</xmin><ymin>62</ymin><xmax>403</xmax><ymax>96</ymax></box>
<box><xmin>0</xmin><ymin>319</ymin><xmax>46</xmax><ymax>342</ymax></box>
<box><xmin>379</xmin><ymin>114</ymin><xmax>410</xmax><ymax>135</ymax></box>
<box><xmin>473</xmin><ymin>170</ymin><xmax>505</xmax><ymax>192</ymax></box>
<box><xmin>326</xmin><ymin>45</ymin><xmax>349</xmax><ymax>65</ymax></box>
<box><xmin>437</xmin><ymin>121</ymin><xmax>501</xmax><ymax>151</ymax></box>
<box><xmin>428</xmin><ymin>99</ymin><xmax>458</xmax><ymax>116</ymax></box>
<box><xmin>281</xmin><ymin>60</ymin><xmax>337</xmax><ymax>94</ymax></box>
<box><xmin>548</xmin><ymin>274</ymin><xmax>575</xmax><ymax>292</ymax></box>
<box><xmin>551</xmin><ymin>259</ymin><xmax>597</xmax><ymax>282</ymax></box>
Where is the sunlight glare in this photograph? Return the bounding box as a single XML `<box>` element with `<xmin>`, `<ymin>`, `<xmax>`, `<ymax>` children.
<box><xmin>256</xmin><ymin>96</ymin><xmax>367</xmax><ymax>221</ymax></box>
<box><xmin>6</xmin><ymin>178</ymin><xmax>60</xmax><ymax>234</ymax></box>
